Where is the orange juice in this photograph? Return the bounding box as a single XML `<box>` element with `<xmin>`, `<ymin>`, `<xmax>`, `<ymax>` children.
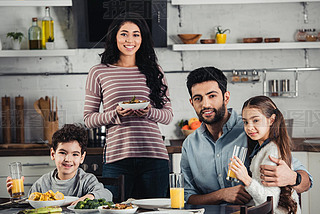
<box><xmin>12</xmin><ymin>178</ymin><xmax>24</xmax><ymax>198</ymax></box>
<box><xmin>170</xmin><ymin>187</ymin><xmax>184</xmax><ymax>208</ymax></box>
<box><xmin>227</xmin><ymin>163</ymin><xmax>237</xmax><ymax>179</ymax></box>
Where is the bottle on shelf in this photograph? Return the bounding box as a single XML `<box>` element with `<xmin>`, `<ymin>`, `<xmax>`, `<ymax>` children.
<box><xmin>42</xmin><ymin>6</ymin><xmax>54</xmax><ymax>49</ymax></box>
<box><xmin>28</xmin><ymin>17</ymin><xmax>42</xmax><ymax>50</ymax></box>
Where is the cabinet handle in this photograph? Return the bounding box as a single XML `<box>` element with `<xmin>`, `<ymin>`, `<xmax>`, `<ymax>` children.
<box><xmin>22</xmin><ymin>163</ymin><xmax>50</xmax><ymax>167</ymax></box>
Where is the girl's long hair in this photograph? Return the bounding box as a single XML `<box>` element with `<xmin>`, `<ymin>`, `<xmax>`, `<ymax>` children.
<box><xmin>242</xmin><ymin>96</ymin><xmax>297</xmax><ymax>214</ymax></box>
<box><xmin>100</xmin><ymin>12</ymin><xmax>169</xmax><ymax>109</ymax></box>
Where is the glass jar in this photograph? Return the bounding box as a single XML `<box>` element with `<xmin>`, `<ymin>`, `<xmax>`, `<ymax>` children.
<box><xmin>295</xmin><ymin>29</ymin><xmax>307</xmax><ymax>42</ymax></box>
<box><xmin>252</xmin><ymin>70</ymin><xmax>260</xmax><ymax>82</ymax></box>
<box><xmin>306</xmin><ymin>29</ymin><xmax>318</xmax><ymax>42</ymax></box>
<box><xmin>241</xmin><ymin>71</ymin><xmax>249</xmax><ymax>82</ymax></box>
<box><xmin>232</xmin><ymin>71</ymin><xmax>240</xmax><ymax>82</ymax></box>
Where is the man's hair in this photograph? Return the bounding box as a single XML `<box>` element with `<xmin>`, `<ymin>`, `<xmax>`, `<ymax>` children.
<box><xmin>52</xmin><ymin>124</ymin><xmax>88</xmax><ymax>154</ymax></box>
<box><xmin>186</xmin><ymin>67</ymin><xmax>227</xmax><ymax>97</ymax></box>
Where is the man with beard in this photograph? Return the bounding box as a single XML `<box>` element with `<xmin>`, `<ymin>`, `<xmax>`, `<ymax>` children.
<box><xmin>180</xmin><ymin>66</ymin><xmax>312</xmax><ymax>205</ymax></box>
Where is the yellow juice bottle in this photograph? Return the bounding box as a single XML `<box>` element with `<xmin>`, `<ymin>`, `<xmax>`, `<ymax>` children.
<box><xmin>170</xmin><ymin>187</ymin><xmax>184</xmax><ymax>208</ymax></box>
<box><xmin>41</xmin><ymin>6</ymin><xmax>54</xmax><ymax>49</ymax></box>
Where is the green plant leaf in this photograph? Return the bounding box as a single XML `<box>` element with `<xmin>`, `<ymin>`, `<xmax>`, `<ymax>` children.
<box><xmin>6</xmin><ymin>32</ymin><xmax>24</xmax><ymax>43</ymax></box>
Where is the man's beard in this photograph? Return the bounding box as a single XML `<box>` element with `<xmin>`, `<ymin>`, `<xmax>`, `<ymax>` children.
<box><xmin>197</xmin><ymin>103</ymin><xmax>226</xmax><ymax>125</ymax></box>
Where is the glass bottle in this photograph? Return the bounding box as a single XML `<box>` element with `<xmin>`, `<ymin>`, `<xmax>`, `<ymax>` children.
<box><xmin>42</xmin><ymin>6</ymin><xmax>54</xmax><ymax>49</ymax></box>
<box><xmin>28</xmin><ymin>17</ymin><xmax>42</xmax><ymax>50</ymax></box>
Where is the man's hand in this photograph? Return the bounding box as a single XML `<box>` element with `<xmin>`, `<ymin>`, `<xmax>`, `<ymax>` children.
<box><xmin>187</xmin><ymin>185</ymin><xmax>252</xmax><ymax>205</ymax></box>
<box><xmin>218</xmin><ymin>185</ymin><xmax>252</xmax><ymax>205</ymax></box>
<box><xmin>260</xmin><ymin>155</ymin><xmax>296</xmax><ymax>187</ymax></box>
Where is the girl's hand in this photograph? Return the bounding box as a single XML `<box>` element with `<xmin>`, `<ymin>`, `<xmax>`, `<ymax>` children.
<box><xmin>6</xmin><ymin>176</ymin><xmax>25</xmax><ymax>197</ymax></box>
<box><xmin>230</xmin><ymin>156</ymin><xmax>252</xmax><ymax>186</ymax></box>
<box><xmin>134</xmin><ymin>104</ymin><xmax>151</xmax><ymax>117</ymax></box>
<box><xmin>70</xmin><ymin>194</ymin><xmax>94</xmax><ymax>206</ymax></box>
<box><xmin>116</xmin><ymin>106</ymin><xmax>135</xmax><ymax>117</ymax></box>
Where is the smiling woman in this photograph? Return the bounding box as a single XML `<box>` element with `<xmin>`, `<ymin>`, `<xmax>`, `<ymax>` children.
<box><xmin>83</xmin><ymin>12</ymin><xmax>173</xmax><ymax>200</ymax></box>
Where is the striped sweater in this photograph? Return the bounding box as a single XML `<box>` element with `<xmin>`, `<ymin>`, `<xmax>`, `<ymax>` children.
<box><xmin>84</xmin><ymin>64</ymin><xmax>173</xmax><ymax>163</ymax></box>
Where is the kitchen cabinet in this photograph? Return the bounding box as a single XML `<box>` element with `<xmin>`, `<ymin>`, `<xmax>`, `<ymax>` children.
<box><xmin>0</xmin><ymin>156</ymin><xmax>55</xmax><ymax>197</ymax></box>
<box><xmin>172</xmin><ymin>0</ymin><xmax>320</xmax><ymax>5</ymax></box>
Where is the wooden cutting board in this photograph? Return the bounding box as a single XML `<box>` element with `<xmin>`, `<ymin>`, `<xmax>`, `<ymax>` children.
<box><xmin>0</xmin><ymin>143</ymin><xmax>49</xmax><ymax>149</ymax></box>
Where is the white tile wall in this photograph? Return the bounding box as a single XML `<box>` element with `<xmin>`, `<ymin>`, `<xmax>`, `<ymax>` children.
<box><xmin>0</xmin><ymin>3</ymin><xmax>320</xmax><ymax>142</ymax></box>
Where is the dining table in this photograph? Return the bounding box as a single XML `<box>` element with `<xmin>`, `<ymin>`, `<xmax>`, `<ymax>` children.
<box><xmin>0</xmin><ymin>198</ymin><xmax>243</xmax><ymax>214</ymax></box>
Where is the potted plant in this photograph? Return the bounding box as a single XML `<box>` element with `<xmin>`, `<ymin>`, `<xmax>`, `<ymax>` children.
<box><xmin>45</xmin><ymin>36</ymin><xmax>55</xmax><ymax>50</ymax></box>
<box><xmin>215</xmin><ymin>26</ymin><xmax>230</xmax><ymax>44</ymax></box>
<box><xmin>6</xmin><ymin>32</ymin><xmax>24</xmax><ymax>50</ymax></box>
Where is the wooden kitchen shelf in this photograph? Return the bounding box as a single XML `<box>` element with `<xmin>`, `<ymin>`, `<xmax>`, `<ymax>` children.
<box><xmin>0</xmin><ymin>0</ymin><xmax>72</xmax><ymax>6</ymax></box>
<box><xmin>0</xmin><ymin>49</ymin><xmax>76</xmax><ymax>57</ymax></box>
<box><xmin>172</xmin><ymin>42</ymin><xmax>320</xmax><ymax>51</ymax></box>
<box><xmin>172</xmin><ymin>0</ymin><xmax>320</xmax><ymax>5</ymax></box>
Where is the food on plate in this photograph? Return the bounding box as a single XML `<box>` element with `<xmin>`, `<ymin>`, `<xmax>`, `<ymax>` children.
<box><xmin>75</xmin><ymin>198</ymin><xmax>111</xmax><ymax>209</ymax></box>
<box><xmin>17</xmin><ymin>206</ymin><xmax>62</xmax><ymax>214</ymax></box>
<box><xmin>102</xmin><ymin>203</ymin><xmax>134</xmax><ymax>209</ymax></box>
<box><xmin>122</xmin><ymin>96</ymin><xmax>147</xmax><ymax>104</ymax></box>
<box><xmin>28</xmin><ymin>190</ymin><xmax>64</xmax><ymax>201</ymax></box>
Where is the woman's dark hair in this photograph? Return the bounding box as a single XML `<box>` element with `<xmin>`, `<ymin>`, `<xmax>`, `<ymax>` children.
<box><xmin>100</xmin><ymin>12</ymin><xmax>169</xmax><ymax>109</ymax></box>
<box><xmin>52</xmin><ymin>124</ymin><xmax>88</xmax><ymax>155</ymax></box>
<box><xmin>242</xmin><ymin>96</ymin><xmax>297</xmax><ymax>214</ymax></box>
<box><xmin>186</xmin><ymin>67</ymin><xmax>227</xmax><ymax>97</ymax></box>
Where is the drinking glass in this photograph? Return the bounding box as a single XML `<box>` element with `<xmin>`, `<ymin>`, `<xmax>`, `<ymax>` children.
<box><xmin>9</xmin><ymin>162</ymin><xmax>24</xmax><ymax>199</ymax></box>
<box><xmin>226</xmin><ymin>145</ymin><xmax>248</xmax><ymax>183</ymax></box>
<box><xmin>169</xmin><ymin>173</ymin><xmax>184</xmax><ymax>209</ymax></box>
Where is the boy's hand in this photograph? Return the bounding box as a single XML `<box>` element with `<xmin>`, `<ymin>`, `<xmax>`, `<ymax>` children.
<box><xmin>6</xmin><ymin>176</ymin><xmax>25</xmax><ymax>197</ymax></box>
<box><xmin>230</xmin><ymin>156</ymin><xmax>252</xmax><ymax>186</ymax></box>
<box><xmin>70</xmin><ymin>194</ymin><xmax>94</xmax><ymax>206</ymax></box>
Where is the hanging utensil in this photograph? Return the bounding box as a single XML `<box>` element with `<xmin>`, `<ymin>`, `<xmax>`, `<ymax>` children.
<box><xmin>55</xmin><ymin>96</ymin><xmax>58</xmax><ymax>121</ymax></box>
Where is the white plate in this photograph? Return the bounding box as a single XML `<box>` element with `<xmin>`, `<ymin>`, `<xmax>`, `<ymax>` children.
<box><xmin>118</xmin><ymin>101</ymin><xmax>149</xmax><ymax>110</ymax></box>
<box><xmin>98</xmin><ymin>205</ymin><xmax>138</xmax><ymax>214</ymax></box>
<box><xmin>131</xmin><ymin>198</ymin><xmax>171</xmax><ymax>210</ymax></box>
<box><xmin>27</xmin><ymin>198</ymin><xmax>66</xmax><ymax>209</ymax></box>
<box><xmin>140</xmin><ymin>211</ymin><xmax>193</xmax><ymax>214</ymax></box>
<box><xmin>62</xmin><ymin>196</ymin><xmax>79</xmax><ymax>206</ymax></box>
<box><xmin>67</xmin><ymin>205</ymin><xmax>100</xmax><ymax>213</ymax></box>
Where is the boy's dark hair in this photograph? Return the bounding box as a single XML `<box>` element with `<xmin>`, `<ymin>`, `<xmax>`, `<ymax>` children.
<box><xmin>52</xmin><ymin>124</ymin><xmax>88</xmax><ymax>154</ymax></box>
<box><xmin>186</xmin><ymin>67</ymin><xmax>227</xmax><ymax>97</ymax></box>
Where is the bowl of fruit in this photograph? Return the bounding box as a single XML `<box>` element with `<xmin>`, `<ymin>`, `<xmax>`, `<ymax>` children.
<box><xmin>178</xmin><ymin>117</ymin><xmax>201</xmax><ymax>137</ymax></box>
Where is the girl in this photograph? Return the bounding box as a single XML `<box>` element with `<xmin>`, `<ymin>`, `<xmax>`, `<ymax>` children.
<box><xmin>83</xmin><ymin>12</ymin><xmax>173</xmax><ymax>200</ymax></box>
<box><xmin>230</xmin><ymin>96</ymin><xmax>300</xmax><ymax>214</ymax></box>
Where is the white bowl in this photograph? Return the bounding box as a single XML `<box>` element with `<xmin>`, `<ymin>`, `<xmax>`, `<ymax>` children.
<box><xmin>67</xmin><ymin>205</ymin><xmax>99</xmax><ymax>213</ymax></box>
<box><xmin>118</xmin><ymin>101</ymin><xmax>149</xmax><ymax>110</ymax></box>
<box><xmin>98</xmin><ymin>205</ymin><xmax>138</xmax><ymax>214</ymax></box>
<box><xmin>27</xmin><ymin>199</ymin><xmax>66</xmax><ymax>209</ymax></box>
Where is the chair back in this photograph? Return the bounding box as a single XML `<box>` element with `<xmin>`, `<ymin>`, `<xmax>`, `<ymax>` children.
<box><xmin>240</xmin><ymin>196</ymin><xmax>273</xmax><ymax>214</ymax></box>
<box><xmin>97</xmin><ymin>175</ymin><xmax>125</xmax><ymax>203</ymax></box>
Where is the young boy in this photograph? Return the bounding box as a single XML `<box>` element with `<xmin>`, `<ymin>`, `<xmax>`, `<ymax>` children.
<box><xmin>6</xmin><ymin>124</ymin><xmax>112</xmax><ymax>205</ymax></box>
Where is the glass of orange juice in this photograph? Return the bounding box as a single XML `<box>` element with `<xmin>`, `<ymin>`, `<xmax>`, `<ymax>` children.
<box><xmin>226</xmin><ymin>145</ymin><xmax>248</xmax><ymax>183</ymax></box>
<box><xmin>9</xmin><ymin>162</ymin><xmax>24</xmax><ymax>200</ymax></box>
<box><xmin>169</xmin><ymin>173</ymin><xmax>184</xmax><ymax>209</ymax></box>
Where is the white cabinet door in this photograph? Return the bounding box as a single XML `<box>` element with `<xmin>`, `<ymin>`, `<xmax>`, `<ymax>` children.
<box><xmin>292</xmin><ymin>151</ymin><xmax>309</xmax><ymax>214</ymax></box>
<box><xmin>0</xmin><ymin>156</ymin><xmax>55</xmax><ymax>197</ymax></box>
<box><xmin>308</xmin><ymin>152</ymin><xmax>320</xmax><ymax>214</ymax></box>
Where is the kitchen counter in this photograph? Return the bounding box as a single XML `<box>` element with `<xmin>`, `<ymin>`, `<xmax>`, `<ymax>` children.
<box><xmin>0</xmin><ymin>138</ymin><xmax>319</xmax><ymax>156</ymax></box>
